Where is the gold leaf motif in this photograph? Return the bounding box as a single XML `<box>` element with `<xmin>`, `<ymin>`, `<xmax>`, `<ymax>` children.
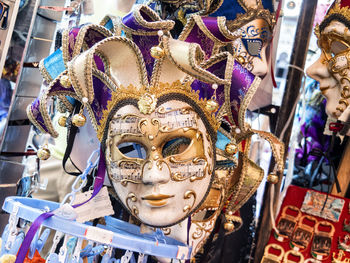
<box><xmin>138</xmin><ymin>93</ymin><xmax>157</xmax><ymax>115</ymax></box>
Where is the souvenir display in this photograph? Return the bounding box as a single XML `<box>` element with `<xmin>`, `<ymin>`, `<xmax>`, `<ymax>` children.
<box><xmin>2</xmin><ymin>0</ymin><xmax>350</xmax><ymax>262</ymax></box>
<box><xmin>301</xmin><ymin>191</ymin><xmax>345</xmax><ymax>222</ymax></box>
<box><xmin>16</xmin><ymin>0</ymin><xmax>286</xmax><ymax>261</ymax></box>
<box><xmin>283</xmin><ymin>250</ymin><xmax>304</xmax><ymax>263</ymax></box>
<box><xmin>261</xmin><ymin>244</ymin><xmax>285</xmax><ymax>263</ymax></box>
<box><xmin>275</xmin><ymin>206</ymin><xmax>301</xmax><ymax>242</ymax></box>
<box><xmin>264</xmin><ymin>186</ymin><xmax>350</xmax><ymax>261</ymax></box>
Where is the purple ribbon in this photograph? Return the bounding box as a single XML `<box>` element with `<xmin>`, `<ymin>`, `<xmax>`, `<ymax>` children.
<box><xmin>15</xmin><ymin>148</ymin><xmax>106</xmax><ymax>263</ymax></box>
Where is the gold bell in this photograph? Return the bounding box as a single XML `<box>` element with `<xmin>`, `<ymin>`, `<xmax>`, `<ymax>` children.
<box><xmin>60</xmin><ymin>75</ymin><xmax>72</xmax><ymax>88</ymax></box>
<box><xmin>205</xmin><ymin>99</ymin><xmax>219</xmax><ymax>113</ymax></box>
<box><xmin>58</xmin><ymin>116</ymin><xmax>67</xmax><ymax>127</ymax></box>
<box><xmin>72</xmin><ymin>113</ymin><xmax>86</xmax><ymax>127</ymax></box>
<box><xmin>224</xmin><ymin>222</ymin><xmax>235</xmax><ymax>232</ymax></box>
<box><xmin>150</xmin><ymin>46</ymin><xmax>165</xmax><ymax>59</ymax></box>
<box><xmin>267</xmin><ymin>173</ymin><xmax>279</xmax><ymax>184</ymax></box>
<box><xmin>225</xmin><ymin>142</ymin><xmax>238</xmax><ymax>155</ymax></box>
<box><xmin>236</xmin><ymin>55</ymin><xmax>246</xmax><ymax>65</ymax></box>
<box><xmin>37</xmin><ymin>147</ymin><xmax>51</xmax><ymax>160</ymax></box>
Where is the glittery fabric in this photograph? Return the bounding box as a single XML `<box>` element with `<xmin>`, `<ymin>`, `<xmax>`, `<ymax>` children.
<box><xmin>68</xmin><ymin>27</ymin><xmax>80</xmax><ymax>57</ymax></box>
<box><xmin>211</xmin><ymin>0</ymin><xmax>274</xmax><ymax>20</ymax></box>
<box><xmin>91</xmin><ymin>76</ymin><xmax>112</xmax><ymax>125</ymax></box>
<box><xmin>183</xmin><ymin>23</ymin><xmax>216</xmax><ymax>59</ymax></box>
<box><xmin>229</xmin><ymin>61</ymin><xmax>256</xmax><ymax>126</ymax></box>
<box><xmin>340</xmin><ymin>0</ymin><xmax>350</xmax><ymax>8</ymax></box>
<box><xmin>122</xmin><ymin>8</ymin><xmax>171</xmax><ymax>80</ymax></box>
<box><xmin>30</xmin><ymin>98</ymin><xmax>49</xmax><ymax>133</ymax></box>
<box><xmin>48</xmin><ymin>80</ymin><xmax>75</xmax><ymax>95</ymax></box>
<box><xmin>191</xmin><ymin>57</ymin><xmax>227</xmax><ymax>107</ymax></box>
<box><xmin>131</xmin><ymin>34</ymin><xmax>159</xmax><ymax>79</ymax></box>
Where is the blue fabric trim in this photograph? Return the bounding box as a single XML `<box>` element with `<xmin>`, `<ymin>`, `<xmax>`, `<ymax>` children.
<box><xmin>262</xmin><ymin>0</ymin><xmax>274</xmax><ymax>13</ymax></box>
<box><xmin>210</xmin><ymin>0</ymin><xmax>245</xmax><ymax>20</ymax></box>
<box><xmin>43</xmin><ymin>49</ymin><xmax>66</xmax><ymax>80</ymax></box>
<box><xmin>216</xmin><ymin>131</ymin><xmax>231</xmax><ymax>151</ymax></box>
<box><xmin>104</xmin><ymin>18</ymin><xmax>114</xmax><ymax>31</ymax></box>
<box><xmin>210</xmin><ymin>0</ymin><xmax>274</xmax><ymax>19</ymax></box>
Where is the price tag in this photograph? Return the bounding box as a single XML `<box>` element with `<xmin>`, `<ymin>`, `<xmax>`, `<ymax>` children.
<box><xmin>84</xmin><ymin>226</ymin><xmax>113</xmax><ymax>245</ymax></box>
<box><xmin>176</xmin><ymin>246</ymin><xmax>189</xmax><ymax>260</ymax></box>
<box><xmin>73</xmin><ymin>186</ymin><xmax>114</xmax><ymax>223</ymax></box>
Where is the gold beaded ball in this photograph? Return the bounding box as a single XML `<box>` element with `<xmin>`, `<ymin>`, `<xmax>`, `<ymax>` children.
<box><xmin>37</xmin><ymin>147</ymin><xmax>51</xmax><ymax>160</ymax></box>
<box><xmin>236</xmin><ymin>55</ymin><xmax>246</xmax><ymax>65</ymax></box>
<box><xmin>205</xmin><ymin>99</ymin><xmax>219</xmax><ymax>113</ymax></box>
<box><xmin>58</xmin><ymin>116</ymin><xmax>67</xmax><ymax>127</ymax></box>
<box><xmin>224</xmin><ymin>222</ymin><xmax>235</xmax><ymax>232</ymax></box>
<box><xmin>225</xmin><ymin>143</ymin><xmax>238</xmax><ymax>156</ymax></box>
<box><xmin>60</xmin><ymin>75</ymin><xmax>72</xmax><ymax>88</ymax></box>
<box><xmin>150</xmin><ymin>46</ymin><xmax>165</xmax><ymax>59</ymax></box>
<box><xmin>267</xmin><ymin>173</ymin><xmax>279</xmax><ymax>184</ymax></box>
<box><xmin>72</xmin><ymin>114</ymin><xmax>86</xmax><ymax>127</ymax></box>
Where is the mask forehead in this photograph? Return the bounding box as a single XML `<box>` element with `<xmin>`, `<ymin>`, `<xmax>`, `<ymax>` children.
<box><xmin>105</xmin><ymin>99</ymin><xmax>215</xmax><ymax>227</ymax></box>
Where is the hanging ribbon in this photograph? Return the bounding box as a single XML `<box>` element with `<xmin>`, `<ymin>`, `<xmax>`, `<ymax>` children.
<box><xmin>15</xmin><ymin>148</ymin><xmax>106</xmax><ymax>263</ymax></box>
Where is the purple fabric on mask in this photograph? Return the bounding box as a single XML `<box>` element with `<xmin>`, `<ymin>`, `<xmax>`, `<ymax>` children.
<box><xmin>30</xmin><ymin>98</ymin><xmax>49</xmax><ymax>133</ymax></box>
<box><xmin>131</xmin><ymin>34</ymin><xmax>159</xmax><ymax>80</ymax></box>
<box><xmin>68</xmin><ymin>27</ymin><xmax>80</xmax><ymax>58</ymax></box>
<box><xmin>229</xmin><ymin>61</ymin><xmax>256</xmax><ymax>126</ymax></box>
<box><xmin>184</xmin><ymin>24</ymin><xmax>215</xmax><ymax>59</ymax></box>
<box><xmin>91</xmin><ymin>76</ymin><xmax>112</xmax><ymax>125</ymax></box>
<box><xmin>123</xmin><ymin>12</ymin><xmax>154</xmax><ymax>32</ymax></box>
<box><xmin>122</xmin><ymin>10</ymin><xmax>167</xmax><ymax>80</ymax></box>
<box><xmin>48</xmin><ymin>81</ymin><xmax>75</xmax><ymax>95</ymax></box>
<box><xmin>191</xmin><ymin>58</ymin><xmax>227</xmax><ymax>103</ymax></box>
<box><xmin>202</xmin><ymin>17</ymin><xmax>232</xmax><ymax>42</ymax></box>
<box><xmin>85</xmin><ymin>29</ymin><xmax>109</xmax><ymax>49</ymax></box>
<box><xmin>94</xmin><ymin>54</ymin><xmax>105</xmax><ymax>72</ymax></box>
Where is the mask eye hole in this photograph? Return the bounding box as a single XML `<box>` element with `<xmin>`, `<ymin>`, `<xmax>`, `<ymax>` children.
<box><xmin>162</xmin><ymin>137</ymin><xmax>191</xmax><ymax>158</ymax></box>
<box><xmin>117</xmin><ymin>142</ymin><xmax>147</xmax><ymax>159</ymax></box>
<box><xmin>330</xmin><ymin>41</ymin><xmax>349</xmax><ymax>57</ymax></box>
<box><xmin>241</xmin><ymin>38</ymin><xmax>263</xmax><ymax>58</ymax></box>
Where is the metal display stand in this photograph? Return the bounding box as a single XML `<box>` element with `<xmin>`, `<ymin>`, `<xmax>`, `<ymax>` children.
<box><xmin>0</xmin><ymin>0</ymin><xmax>66</xmax><ymax>231</ymax></box>
<box><xmin>0</xmin><ymin>0</ymin><xmax>21</xmax><ymax>74</ymax></box>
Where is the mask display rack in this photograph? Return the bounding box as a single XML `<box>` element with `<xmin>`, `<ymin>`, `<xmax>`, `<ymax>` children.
<box><xmin>1</xmin><ymin>197</ymin><xmax>191</xmax><ymax>261</ymax></box>
<box><xmin>0</xmin><ymin>0</ymin><xmax>66</xmax><ymax>231</ymax></box>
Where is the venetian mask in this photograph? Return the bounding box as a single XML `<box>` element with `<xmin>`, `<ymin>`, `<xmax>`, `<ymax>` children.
<box><xmin>105</xmin><ymin>100</ymin><xmax>215</xmax><ymax>227</ymax></box>
<box><xmin>210</xmin><ymin>0</ymin><xmax>276</xmax><ymax>109</ymax></box>
<box><xmin>27</xmin><ymin>5</ymin><xmax>284</xmax><ymax>259</ymax></box>
<box><xmin>306</xmin><ymin>2</ymin><xmax>350</xmax><ymax>135</ymax></box>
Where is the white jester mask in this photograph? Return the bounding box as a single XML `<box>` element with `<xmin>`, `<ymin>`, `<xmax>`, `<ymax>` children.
<box><xmin>307</xmin><ymin>2</ymin><xmax>350</xmax><ymax>135</ymax></box>
<box><xmin>104</xmin><ymin>99</ymin><xmax>215</xmax><ymax>227</ymax></box>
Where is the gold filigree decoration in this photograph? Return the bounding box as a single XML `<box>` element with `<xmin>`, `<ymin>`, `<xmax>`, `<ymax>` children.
<box><xmin>226</xmin><ymin>8</ymin><xmax>276</xmax><ymax>32</ymax></box>
<box><xmin>98</xmin><ymin>81</ymin><xmax>220</xmax><ymax>141</ymax></box>
<box><xmin>183</xmin><ymin>190</ymin><xmax>197</xmax><ymax>213</ymax></box>
<box><xmin>161</xmin><ymin>228</ymin><xmax>171</xmax><ymax>235</ymax></box>
<box><xmin>126</xmin><ymin>193</ymin><xmax>138</xmax><ymax>216</ymax></box>
<box><xmin>323</xmin><ymin>4</ymin><xmax>350</xmax><ymax>27</ymax></box>
<box><xmin>192</xmin><ymin>221</ymin><xmax>215</xmax><ymax>240</ymax></box>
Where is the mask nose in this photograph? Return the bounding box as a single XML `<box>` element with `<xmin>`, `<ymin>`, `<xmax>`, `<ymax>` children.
<box><xmin>142</xmin><ymin>158</ymin><xmax>171</xmax><ymax>185</ymax></box>
<box><xmin>306</xmin><ymin>55</ymin><xmax>330</xmax><ymax>81</ymax></box>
